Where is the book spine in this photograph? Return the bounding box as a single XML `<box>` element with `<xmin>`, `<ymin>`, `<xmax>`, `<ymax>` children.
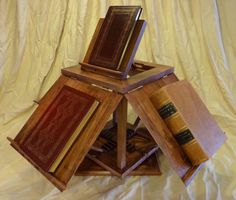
<box><xmin>151</xmin><ymin>89</ymin><xmax>208</xmax><ymax>166</ymax></box>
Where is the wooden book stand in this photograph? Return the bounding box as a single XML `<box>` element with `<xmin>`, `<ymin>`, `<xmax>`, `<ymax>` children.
<box><xmin>62</xmin><ymin>62</ymin><xmax>202</xmax><ymax>186</ymax></box>
<box><xmin>8</xmin><ymin>60</ymin><xmax>203</xmax><ymax>191</ymax></box>
<box><xmin>7</xmin><ymin>16</ymin><xmax>222</xmax><ymax>192</ymax></box>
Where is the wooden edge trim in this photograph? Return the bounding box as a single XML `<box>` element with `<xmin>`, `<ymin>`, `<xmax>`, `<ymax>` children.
<box><xmin>7</xmin><ymin>137</ymin><xmax>66</xmax><ymax>192</ymax></box>
<box><xmin>61</xmin><ymin>68</ymin><xmax>123</xmax><ymax>92</ymax></box>
<box><xmin>121</xmin><ymin>146</ymin><xmax>159</xmax><ymax>177</ymax></box>
<box><xmin>86</xmin><ymin>154</ymin><xmax>121</xmax><ymax>177</ymax></box>
<box><xmin>80</xmin><ymin>62</ymin><xmax>123</xmax><ymax>75</ymax></box>
<box><xmin>182</xmin><ymin>163</ymin><xmax>204</xmax><ymax>186</ymax></box>
<box><xmin>134</xmin><ymin>60</ymin><xmax>175</xmax><ymax>69</ymax></box>
<box><xmin>77</xmin><ymin>170</ymin><xmax>112</xmax><ymax>176</ymax></box>
<box><xmin>120</xmin><ymin>20</ymin><xmax>147</xmax><ymax>76</ymax></box>
<box><xmin>83</xmin><ymin>18</ymin><xmax>104</xmax><ymax>63</ymax></box>
<box><xmin>129</xmin><ymin>67</ymin><xmax>174</xmax><ymax>81</ymax></box>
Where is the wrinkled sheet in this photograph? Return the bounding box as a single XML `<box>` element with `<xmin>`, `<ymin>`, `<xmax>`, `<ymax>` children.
<box><xmin>1</xmin><ymin>0</ymin><xmax>236</xmax><ymax>199</ymax></box>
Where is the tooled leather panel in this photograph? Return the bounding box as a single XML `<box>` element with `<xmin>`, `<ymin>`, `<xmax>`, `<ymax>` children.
<box><xmin>20</xmin><ymin>86</ymin><xmax>96</xmax><ymax>171</ymax></box>
<box><xmin>89</xmin><ymin>6</ymin><xmax>141</xmax><ymax>70</ymax></box>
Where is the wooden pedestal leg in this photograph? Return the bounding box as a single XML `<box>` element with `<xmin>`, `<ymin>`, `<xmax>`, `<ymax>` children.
<box><xmin>116</xmin><ymin>97</ymin><xmax>128</xmax><ymax>169</ymax></box>
<box><xmin>113</xmin><ymin>109</ymin><xmax>118</xmax><ymax>126</ymax></box>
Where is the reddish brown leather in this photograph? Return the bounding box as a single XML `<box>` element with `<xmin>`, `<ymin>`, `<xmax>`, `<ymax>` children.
<box><xmin>20</xmin><ymin>86</ymin><xmax>98</xmax><ymax>172</ymax></box>
<box><xmin>89</xmin><ymin>6</ymin><xmax>142</xmax><ymax>70</ymax></box>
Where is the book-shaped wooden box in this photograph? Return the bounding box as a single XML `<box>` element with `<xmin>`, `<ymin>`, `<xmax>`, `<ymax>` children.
<box><xmin>126</xmin><ymin>78</ymin><xmax>227</xmax><ymax>186</ymax></box>
<box><xmin>80</xmin><ymin>6</ymin><xmax>146</xmax><ymax>79</ymax></box>
<box><xmin>7</xmin><ymin>75</ymin><xmax>122</xmax><ymax>191</ymax></box>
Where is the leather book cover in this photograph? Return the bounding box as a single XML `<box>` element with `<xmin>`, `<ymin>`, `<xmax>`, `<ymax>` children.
<box><xmin>89</xmin><ymin>6</ymin><xmax>142</xmax><ymax>70</ymax></box>
<box><xmin>150</xmin><ymin>80</ymin><xmax>227</xmax><ymax>165</ymax></box>
<box><xmin>20</xmin><ymin>85</ymin><xmax>99</xmax><ymax>172</ymax></box>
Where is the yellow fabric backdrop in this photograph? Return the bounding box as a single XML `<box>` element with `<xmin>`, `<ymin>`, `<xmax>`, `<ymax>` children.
<box><xmin>0</xmin><ymin>0</ymin><xmax>236</xmax><ymax>199</ymax></box>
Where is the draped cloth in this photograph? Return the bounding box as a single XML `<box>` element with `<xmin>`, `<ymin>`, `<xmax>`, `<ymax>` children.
<box><xmin>0</xmin><ymin>0</ymin><xmax>236</xmax><ymax>199</ymax></box>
